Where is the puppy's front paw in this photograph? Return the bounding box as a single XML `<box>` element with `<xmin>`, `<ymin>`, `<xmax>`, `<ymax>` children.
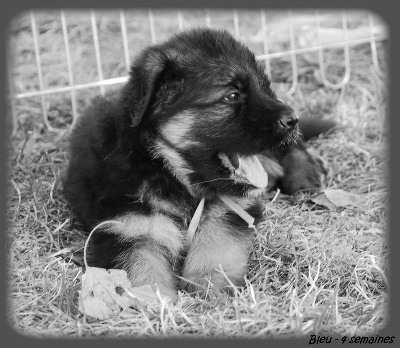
<box><xmin>278</xmin><ymin>147</ymin><xmax>327</xmax><ymax>194</ymax></box>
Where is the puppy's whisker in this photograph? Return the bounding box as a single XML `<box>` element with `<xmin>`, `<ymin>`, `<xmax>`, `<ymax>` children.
<box><xmin>195</xmin><ymin>178</ymin><xmax>235</xmax><ymax>184</ymax></box>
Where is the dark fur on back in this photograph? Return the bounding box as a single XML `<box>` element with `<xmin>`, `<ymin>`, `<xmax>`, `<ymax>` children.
<box><xmin>63</xmin><ymin>28</ymin><xmax>332</xmax><ymax>297</ymax></box>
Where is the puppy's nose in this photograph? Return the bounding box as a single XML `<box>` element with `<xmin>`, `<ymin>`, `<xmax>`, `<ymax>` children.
<box><xmin>278</xmin><ymin>111</ymin><xmax>299</xmax><ymax>130</ymax></box>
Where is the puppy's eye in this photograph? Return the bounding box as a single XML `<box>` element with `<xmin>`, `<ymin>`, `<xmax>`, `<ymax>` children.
<box><xmin>224</xmin><ymin>92</ymin><xmax>241</xmax><ymax>102</ymax></box>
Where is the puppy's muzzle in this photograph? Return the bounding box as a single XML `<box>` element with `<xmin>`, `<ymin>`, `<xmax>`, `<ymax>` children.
<box><xmin>278</xmin><ymin>110</ymin><xmax>299</xmax><ymax>131</ymax></box>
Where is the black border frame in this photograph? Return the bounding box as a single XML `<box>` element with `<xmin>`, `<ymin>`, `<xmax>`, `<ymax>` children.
<box><xmin>1</xmin><ymin>0</ymin><xmax>396</xmax><ymax>346</ymax></box>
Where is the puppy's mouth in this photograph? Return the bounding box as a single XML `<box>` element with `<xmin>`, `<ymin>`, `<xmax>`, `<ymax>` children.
<box><xmin>218</xmin><ymin>152</ymin><xmax>268</xmax><ymax>189</ymax></box>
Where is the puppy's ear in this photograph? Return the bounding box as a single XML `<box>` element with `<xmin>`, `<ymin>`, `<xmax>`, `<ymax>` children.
<box><xmin>123</xmin><ymin>49</ymin><xmax>181</xmax><ymax>127</ymax></box>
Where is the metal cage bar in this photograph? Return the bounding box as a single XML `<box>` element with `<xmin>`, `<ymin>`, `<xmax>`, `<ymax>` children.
<box><xmin>316</xmin><ymin>11</ymin><xmax>351</xmax><ymax>90</ymax></box>
<box><xmin>148</xmin><ymin>10</ymin><xmax>156</xmax><ymax>44</ymax></box>
<box><xmin>205</xmin><ymin>10</ymin><xmax>212</xmax><ymax>27</ymax></box>
<box><xmin>120</xmin><ymin>10</ymin><xmax>131</xmax><ymax>72</ymax></box>
<box><xmin>177</xmin><ymin>11</ymin><xmax>184</xmax><ymax>31</ymax></box>
<box><xmin>13</xmin><ymin>77</ymin><xmax>129</xmax><ymax>99</ymax></box>
<box><xmin>31</xmin><ymin>12</ymin><xmax>52</xmax><ymax>131</ymax></box>
<box><xmin>255</xmin><ymin>35</ymin><xmax>386</xmax><ymax>61</ymax></box>
<box><xmin>368</xmin><ymin>14</ymin><xmax>384</xmax><ymax>77</ymax></box>
<box><xmin>233</xmin><ymin>10</ymin><xmax>240</xmax><ymax>39</ymax></box>
<box><xmin>61</xmin><ymin>11</ymin><xmax>78</xmax><ymax>123</ymax></box>
<box><xmin>260</xmin><ymin>11</ymin><xmax>271</xmax><ymax>77</ymax></box>
<box><xmin>7</xmin><ymin>43</ymin><xmax>17</xmax><ymax>136</ymax></box>
<box><xmin>286</xmin><ymin>10</ymin><xmax>299</xmax><ymax>95</ymax></box>
<box><xmin>90</xmin><ymin>11</ymin><xmax>105</xmax><ymax>96</ymax></box>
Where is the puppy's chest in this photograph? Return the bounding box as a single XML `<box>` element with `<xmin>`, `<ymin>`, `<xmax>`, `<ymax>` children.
<box><xmin>145</xmin><ymin>186</ymin><xmax>263</xmax><ymax>233</ymax></box>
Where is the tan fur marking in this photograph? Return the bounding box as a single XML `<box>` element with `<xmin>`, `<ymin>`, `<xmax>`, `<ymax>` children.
<box><xmin>111</xmin><ymin>213</ymin><xmax>184</xmax><ymax>256</ymax></box>
<box><xmin>148</xmin><ymin>194</ymin><xmax>183</xmax><ymax>217</ymax></box>
<box><xmin>136</xmin><ymin>180</ymin><xmax>149</xmax><ymax>202</ymax></box>
<box><xmin>151</xmin><ymin>139</ymin><xmax>197</xmax><ymax>194</ymax></box>
<box><xmin>183</xmin><ymin>200</ymin><xmax>253</xmax><ymax>292</ymax></box>
<box><xmin>136</xmin><ymin>181</ymin><xmax>183</xmax><ymax>217</ymax></box>
<box><xmin>159</xmin><ymin>111</ymin><xmax>199</xmax><ymax>149</ymax></box>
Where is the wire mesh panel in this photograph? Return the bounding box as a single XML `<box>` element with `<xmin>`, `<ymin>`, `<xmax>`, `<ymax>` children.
<box><xmin>7</xmin><ymin>9</ymin><xmax>388</xmax><ymax>135</ymax></box>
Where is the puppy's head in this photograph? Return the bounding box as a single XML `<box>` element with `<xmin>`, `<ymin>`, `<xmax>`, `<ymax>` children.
<box><xmin>123</xmin><ymin>28</ymin><xmax>300</xmax><ymax>198</ymax></box>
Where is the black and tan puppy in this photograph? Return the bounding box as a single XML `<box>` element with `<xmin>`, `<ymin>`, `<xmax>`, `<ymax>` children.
<box><xmin>63</xmin><ymin>28</ymin><xmax>330</xmax><ymax>298</ymax></box>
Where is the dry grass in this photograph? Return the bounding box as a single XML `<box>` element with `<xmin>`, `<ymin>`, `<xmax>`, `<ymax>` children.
<box><xmin>7</xmin><ymin>10</ymin><xmax>389</xmax><ymax>338</ymax></box>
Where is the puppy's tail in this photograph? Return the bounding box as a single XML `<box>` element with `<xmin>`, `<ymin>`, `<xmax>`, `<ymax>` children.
<box><xmin>298</xmin><ymin>116</ymin><xmax>338</xmax><ymax>141</ymax></box>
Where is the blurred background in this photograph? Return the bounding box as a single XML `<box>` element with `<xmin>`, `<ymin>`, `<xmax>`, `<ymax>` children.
<box><xmin>7</xmin><ymin>9</ymin><xmax>388</xmax><ymax>135</ymax></box>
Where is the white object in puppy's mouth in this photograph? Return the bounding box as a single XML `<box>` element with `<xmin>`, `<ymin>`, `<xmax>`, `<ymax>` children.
<box><xmin>218</xmin><ymin>152</ymin><xmax>269</xmax><ymax>188</ymax></box>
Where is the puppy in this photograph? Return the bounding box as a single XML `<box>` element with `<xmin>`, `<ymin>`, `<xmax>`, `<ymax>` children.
<box><xmin>63</xmin><ymin>28</ymin><xmax>329</xmax><ymax>297</ymax></box>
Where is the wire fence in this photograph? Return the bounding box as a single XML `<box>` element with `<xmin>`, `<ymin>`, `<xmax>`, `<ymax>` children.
<box><xmin>7</xmin><ymin>9</ymin><xmax>388</xmax><ymax>135</ymax></box>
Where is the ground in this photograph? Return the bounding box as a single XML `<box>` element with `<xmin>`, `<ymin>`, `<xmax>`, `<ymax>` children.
<box><xmin>6</xmin><ymin>10</ymin><xmax>389</xmax><ymax>338</ymax></box>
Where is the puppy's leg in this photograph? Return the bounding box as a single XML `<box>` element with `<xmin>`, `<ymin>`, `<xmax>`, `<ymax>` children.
<box><xmin>278</xmin><ymin>144</ymin><xmax>327</xmax><ymax>194</ymax></box>
<box><xmin>87</xmin><ymin>213</ymin><xmax>184</xmax><ymax>300</ymax></box>
<box><xmin>182</xmin><ymin>202</ymin><xmax>254</xmax><ymax>295</ymax></box>
<box><xmin>119</xmin><ymin>239</ymin><xmax>178</xmax><ymax>299</ymax></box>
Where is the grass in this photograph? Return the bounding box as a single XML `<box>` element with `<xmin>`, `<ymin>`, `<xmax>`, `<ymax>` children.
<box><xmin>7</xmin><ymin>10</ymin><xmax>389</xmax><ymax>338</ymax></box>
